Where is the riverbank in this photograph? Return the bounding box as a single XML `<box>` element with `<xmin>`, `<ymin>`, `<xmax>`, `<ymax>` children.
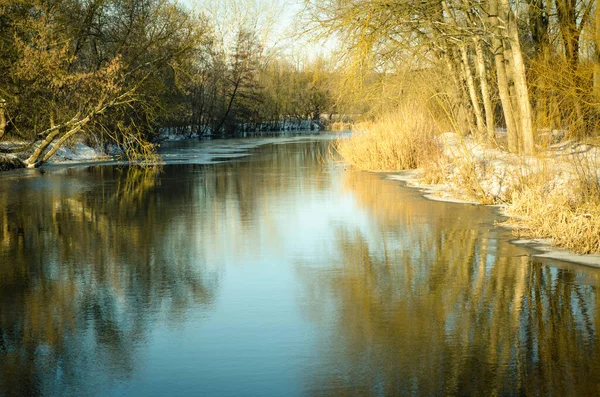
<box><xmin>337</xmin><ymin>127</ymin><xmax>600</xmax><ymax>266</ymax></box>
<box><xmin>0</xmin><ymin>132</ymin><xmax>338</xmax><ymax>172</ymax></box>
<box><xmin>387</xmin><ymin>166</ymin><xmax>600</xmax><ymax>267</ymax></box>
<box><xmin>0</xmin><ymin>139</ymin><xmax>118</xmax><ymax>169</ymax></box>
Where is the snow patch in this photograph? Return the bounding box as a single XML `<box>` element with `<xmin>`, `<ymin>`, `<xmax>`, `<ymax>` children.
<box><xmin>48</xmin><ymin>142</ymin><xmax>113</xmax><ymax>163</ymax></box>
<box><xmin>384</xmin><ymin>132</ymin><xmax>600</xmax><ymax>266</ymax></box>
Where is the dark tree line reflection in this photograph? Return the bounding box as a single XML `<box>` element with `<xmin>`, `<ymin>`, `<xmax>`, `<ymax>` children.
<box><xmin>0</xmin><ymin>166</ymin><xmax>220</xmax><ymax>396</ymax></box>
<box><xmin>0</xmin><ymin>140</ymin><xmax>332</xmax><ymax>396</ymax></box>
<box><xmin>299</xmin><ymin>171</ymin><xmax>600</xmax><ymax>397</ymax></box>
<box><xmin>2</xmin><ymin>140</ymin><xmax>599</xmax><ymax>396</ymax></box>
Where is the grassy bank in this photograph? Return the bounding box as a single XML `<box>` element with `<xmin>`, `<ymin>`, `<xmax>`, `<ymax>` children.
<box><xmin>502</xmin><ymin>152</ymin><xmax>600</xmax><ymax>254</ymax></box>
<box><xmin>337</xmin><ymin>111</ymin><xmax>600</xmax><ymax>255</ymax></box>
<box><xmin>336</xmin><ymin>107</ymin><xmax>442</xmax><ymax>171</ymax></box>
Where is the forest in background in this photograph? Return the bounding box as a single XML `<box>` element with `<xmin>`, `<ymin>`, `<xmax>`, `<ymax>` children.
<box><xmin>0</xmin><ymin>0</ymin><xmax>338</xmax><ymax>168</ymax></box>
<box><xmin>2</xmin><ymin>0</ymin><xmax>600</xmax><ymax>165</ymax></box>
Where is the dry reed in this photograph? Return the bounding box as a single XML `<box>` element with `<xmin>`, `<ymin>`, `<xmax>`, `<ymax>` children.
<box><xmin>503</xmin><ymin>151</ymin><xmax>600</xmax><ymax>254</ymax></box>
<box><xmin>335</xmin><ymin>90</ymin><xmax>600</xmax><ymax>254</ymax></box>
<box><xmin>442</xmin><ymin>144</ymin><xmax>600</xmax><ymax>254</ymax></box>
<box><xmin>335</xmin><ymin>104</ymin><xmax>442</xmax><ymax>171</ymax></box>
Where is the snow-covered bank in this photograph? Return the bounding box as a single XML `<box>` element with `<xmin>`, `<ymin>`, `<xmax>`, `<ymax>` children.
<box><xmin>384</xmin><ymin>132</ymin><xmax>600</xmax><ymax>267</ymax></box>
<box><xmin>389</xmin><ymin>169</ymin><xmax>600</xmax><ymax>267</ymax></box>
<box><xmin>48</xmin><ymin>142</ymin><xmax>119</xmax><ymax>163</ymax></box>
<box><xmin>433</xmin><ymin>132</ymin><xmax>600</xmax><ymax>203</ymax></box>
<box><xmin>388</xmin><ymin>169</ymin><xmax>479</xmax><ymax>205</ymax></box>
<box><xmin>0</xmin><ymin>139</ymin><xmax>123</xmax><ymax>168</ymax></box>
<box><xmin>511</xmin><ymin>239</ymin><xmax>600</xmax><ymax>267</ymax></box>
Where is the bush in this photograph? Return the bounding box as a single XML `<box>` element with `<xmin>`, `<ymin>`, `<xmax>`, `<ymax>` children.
<box><xmin>336</xmin><ymin>103</ymin><xmax>442</xmax><ymax>171</ymax></box>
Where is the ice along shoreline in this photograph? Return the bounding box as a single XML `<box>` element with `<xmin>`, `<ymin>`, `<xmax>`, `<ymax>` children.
<box><xmin>386</xmin><ymin>168</ymin><xmax>600</xmax><ymax>268</ymax></box>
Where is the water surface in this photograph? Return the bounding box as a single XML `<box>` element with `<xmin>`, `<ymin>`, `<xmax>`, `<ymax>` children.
<box><xmin>1</xmin><ymin>137</ymin><xmax>600</xmax><ymax>396</ymax></box>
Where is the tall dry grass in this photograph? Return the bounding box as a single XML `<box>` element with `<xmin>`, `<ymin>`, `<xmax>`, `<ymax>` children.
<box><xmin>503</xmin><ymin>152</ymin><xmax>600</xmax><ymax>254</ymax></box>
<box><xmin>437</xmin><ymin>142</ymin><xmax>600</xmax><ymax>254</ymax></box>
<box><xmin>332</xmin><ymin>59</ymin><xmax>600</xmax><ymax>254</ymax></box>
<box><xmin>335</xmin><ymin>103</ymin><xmax>442</xmax><ymax>171</ymax></box>
<box><xmin>338</xmin><ymin>111</ymin><xmax>600</xmax><ymax>254</ymax></box>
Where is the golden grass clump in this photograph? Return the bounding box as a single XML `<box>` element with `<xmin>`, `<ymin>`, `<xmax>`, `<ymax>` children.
<box><xmin>507</xmin><ymin>183</ymin><xmax>600</xmax><ymax>254</ymax></box>
<box><xmin>503</xmin><ymin>154</ymin><xmax>600</xmax><ymax>254</ymax></box>
<box><xmin>333</xmin><ymin>85</ymin><xmax>600</xmax><ymax>254</ymax></box>
<box><xmin>329</xmin><ymin>121</ymin><xmax>354</xmax><ymax>131</ymax></box>
<box><xmin>335</xmin><ymin>105</ymin><xmax>442</xmax><ymax>171</ymax></box>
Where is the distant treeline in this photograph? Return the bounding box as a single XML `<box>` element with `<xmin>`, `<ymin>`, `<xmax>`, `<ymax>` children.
<box><xmin>0</xmin><ymin>0</ymin><xmax>335</xmax><ymax>167</ymax></box>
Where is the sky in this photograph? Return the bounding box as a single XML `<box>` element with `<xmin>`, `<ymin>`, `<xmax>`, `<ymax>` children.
<box><xmin>183</xmin><ymin>0</ymin><xmax>337</xmax><ymax>61</ymax></box>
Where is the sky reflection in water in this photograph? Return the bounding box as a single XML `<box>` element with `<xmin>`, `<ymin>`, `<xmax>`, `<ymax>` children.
<box><xmin>0</xmin><ymin>138</ymin><xmax>599</xmax><ymax>396</ymax></box>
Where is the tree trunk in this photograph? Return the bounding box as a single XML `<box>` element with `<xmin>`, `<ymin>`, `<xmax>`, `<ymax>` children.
<box><xmin>444</xmin><ymin>54</ymin><xmax>472</xmax><ymax>136</ymax></box>
<box><xmin>556</xmin><ymin>0</ymin><xmax>580</xmax><ymax>68</ymax></box>
<box><xmin>0</xmin><ymin>99</ymin><xmax>6</xmax><ymax>140</ymax></box>
<box><xmin>489</xmin><ymin>0</ymin><xmax>519</xmax><ymax>152</ymax></box>
<box><xmin>215</xmin><ymin>77</ymin><xmax>241</xmax><ymax>135</ymax></box>
<box><xmin>41</xmin><ymin>125</ymin><xmax>84</xmax><ymax>163</ymax></box>
<box><xmin>501</xmin><ymin>0</ymin><xmax>536</xmax><ymax>154</ymax></box>
<box><xmin>23</xmin><ymin>111</ymin><xmax>94</xmax><ymax>167</ymax></box>
<box><xmin>449</xmin><ymin>49</ymin><xmax>477</xmax><ymax>135</ymax></box>
<box><xmin>527</xmin><ymin>0</ymin><xmax>550</xmax><ymax>54</ymax></box>
<box><xmin>473</xmin><ymin>37</ymin><xmax>496</xmax><ymax>142</ymax></box>
<box><xmin>594</xmin><ymin>5</ymin><xmax>600</xmax><ymax>97</ymax></box>
<box><xmin>23</xmin><ymin>127</ymin><xmax>64</xmax><ymax>168</ymax></box>
<box><xmin>505</xmin><ymin>45</ymin><xmax>524</xmax><ymax>152</ymax></box>
<box><xmin>460</xmin><ymin>45</ymin><xmax>486</xmax><ymax>136</ymax></box>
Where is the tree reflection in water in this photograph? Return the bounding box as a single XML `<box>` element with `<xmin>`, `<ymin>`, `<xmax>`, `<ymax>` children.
<box><xmin>1</xmin><ymin>140</ymin><xmax>599</xmax><ymax>396</ymax></box>
<box><xmin>0</xmin><ymin>140</ymin><xmax>332</xmax><ymax>396</ymax></box>
<box><xmin>0</xmin><ymin>166</ymin><xmax>219</xmax><ymax>396</ymax></box>
<box><xmin>300</xmin><ymin>170</ymin><xmax>600</xmax><ymax>397</ymax></box>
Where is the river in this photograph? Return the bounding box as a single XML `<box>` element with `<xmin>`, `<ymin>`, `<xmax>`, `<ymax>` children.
<box><xmin>0</xmin><ymin>136</ymin><xmax>599</xmax><ymax>396</ymax></box>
